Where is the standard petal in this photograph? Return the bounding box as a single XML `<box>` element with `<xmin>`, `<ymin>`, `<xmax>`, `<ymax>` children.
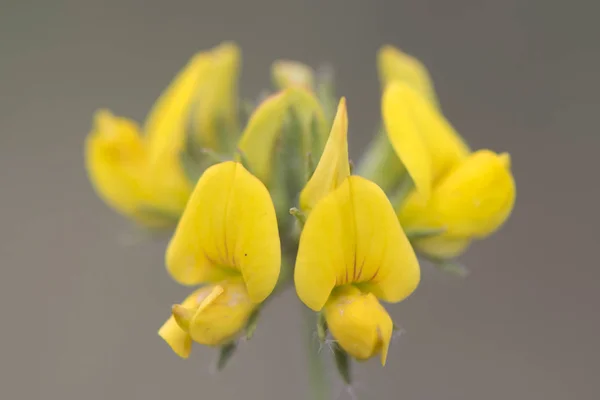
<box><xmin>377</xmin><ymin>45</ymin><xmax>438</xmax><ymax>107</ymax></box>
<box><xmin>383</xmin><ymin>82</ymin><xmax>432</xmax><ymax>200</ymax></box>
<box><xmin>299</xmin><ymin>97</ymin><xmax>350</xmax><ymax>213</ymax></box>
<box><xmin>295</xmin><ymin>176</ymin><xmax>420</xmax><ymax>311</ymax></box>
<box><xmin>166</xmin><ymin>162</ymin><xmax>281</xmax><ymax>302</ymax></box>
<box><xmin>237</xmin><ymin>91</ymin><xmax>290</xmax><ymax>184</ymax></box>
<box><xmin>194</xmin><ymin>42</ymin><xmax>241</xmax><ymax>149</ymax></box>
<box><xmin>404</xmin><ymin>85</ymin><xmax>470</xmax><ymax>181</ymax></box>
<box><xmin>430</xmin><ymin>150</ymin><xmax>516</xmax><ymax>238</ymax></box>
<box><xmin>144</xmin><ymin>52</ymin><xmax>213</xmax><ymax>161</ymax></box>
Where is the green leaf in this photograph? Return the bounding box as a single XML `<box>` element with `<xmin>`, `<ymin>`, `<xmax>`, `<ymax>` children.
<box><xmin>216</xmin><ymin>342</ymin><xmax>237</xmax><ymax>371</ymax></box>
<box><xmin>406</xmin><ymin>227</ymin><xmax>446</xmax><ymax>240</ymax></box>
<box><xmin>245</xmin><ymin>309</ymin><xmax>261</xmax><ymax>340</ymax></box>
<box><xmin>332</xmin><ymin>343</ymin><xmax>352</xmax><ymax>385</ymax></box>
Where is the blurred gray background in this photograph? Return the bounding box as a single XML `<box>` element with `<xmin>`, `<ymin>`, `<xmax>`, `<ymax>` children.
<box><xmin>1</xmin><ymin>1</ymin><xmax>598</xmax><ymax>399</ymax></box>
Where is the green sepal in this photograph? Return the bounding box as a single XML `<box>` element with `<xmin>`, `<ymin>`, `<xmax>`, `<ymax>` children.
<box><xmin>406</xmin><ymin>227</ymin><xmax>446</xmax><ymax>240</ymax></box>
<box><xmin>244</xmin><ymin>308</ymin><xmax>261</xmax><ymax>341</ymax></box>
<box><xmin>316</xmin><ymin>312</ymin><xmax>328</xmax><ymax>343</ymax></box>
<box><xmin>289</xmin><ymin>207</ymin><xmax>307</xmax><ymax>227</ymax></box>
<box><xmin>332</xmin><ymin>343</ymin><xmax>352</xmax><ymax>385</ymax></box>
<box><xmin>216</xmin><ymin>341</ymin><xmax>237</xmax><ymax>371</ymax></box>
<box><xmin>135</xmin><ymin>206</ymin><xmax>180</xmax><ymax>227</ymax></box>
<box><xmin>430</xmin><ymin>257</ymin><xmax>469</xmax><ymax>277</ymax></box>
<box><xmin>315</xmin><ymin>64</ymin><xmax>337</xmax><ymax>124</ymax></box>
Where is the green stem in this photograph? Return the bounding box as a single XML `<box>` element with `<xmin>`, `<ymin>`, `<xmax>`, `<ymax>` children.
<box><xmin>303</xmin><ymin>307</ymin><xmax>329</xmax><ymax>400</ymax></box>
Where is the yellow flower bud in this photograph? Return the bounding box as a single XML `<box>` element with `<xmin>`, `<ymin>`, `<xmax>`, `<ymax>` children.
<box><xmin>324</xmin><ymin>286</ymin><xmax>393</xmax><ymax>365</ymax></box>
<box><xmin>272</xmin><ymin>60</ymin><xmax>315</xmax><ymax>90</ymax></box>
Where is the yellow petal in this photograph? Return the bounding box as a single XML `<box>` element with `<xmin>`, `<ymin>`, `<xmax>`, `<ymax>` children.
<box><xmin>194</xmin><ymin>42</ymin><xmax>241</xmax><ymax>149</ymax></box>
<box><xmin>85</xmin><ymin>111</ymin><xmax>148</xmax><ymax>218</ymax></box>
<box><xmin>172</xmin><ymin>281</ymin><xmax>256</xmax><ymax>346</ymax></box>
<box><xmin>382</xmin><ymin>82</ymin><xmax>432</xmax><ymax>199</ymax></box>
<box><xmin>158</xmin><ymin>287</ymin><xmax>207</xmax><ymax>358</ymax></box>
<box><xmin>412</xmin><ymin>235</ymin><xmax>471</xmax><ymax>260</ymax></box>
<box><xmin>237</xmin><ymin>91</ymin><xmax>290</xmax><ymax>184</ymax></box>
<box><xmin>272</xmin><ymin>60</ymin><xmax>315</xmax><ymax>90</ymax></box>
<box><xmin>377</xmin><ymin>45</ymin><xmax>438</xmax><ymax>107</ymax></box>
<box><xmin>403</xmin><ymin>84</ymin><xmax>470</xmax><ymax>181</ymax></box>
<box><xmin>299</xmin><ymin>97</ymin><xmax>350</xmax><ymax>213</ymax></box>
<box><xmin>429</xmin><ymin>150</ymin><xmax>516</xmax><ymax>238</ymax></box>
<box><xmin>295</xmin><ymin>176</ymin><xmax>420</xmax><ymax>311</ymax></box>
<box><xmin>324</xmin><ymin>286</ymin><xmax>393</xmax><ymax>365</ymax></box>
<box><xmin>166</xmin><ymin>161</ymin><xmax>281</xmax><ymax>303</ymax></box>
<box><xmin>144</xmin><ymin>52</ymin><xmax>213</xmax><ymax>161</ymax></box>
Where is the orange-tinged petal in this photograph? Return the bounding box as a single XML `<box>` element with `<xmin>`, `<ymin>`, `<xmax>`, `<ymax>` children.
<box><xmin>295</xmin><ymin>176</ymin><xmax>420</xmax><ymax>311</ymax></box>
<box><xmin>166</xmin><ymin>162</ymin><xmax>281</xmax><ymax>303</ymax></box>
<box><xmin>299</xmin><ymin>98</ymin><xmax>350</xmax><ymax>213</ymax></box>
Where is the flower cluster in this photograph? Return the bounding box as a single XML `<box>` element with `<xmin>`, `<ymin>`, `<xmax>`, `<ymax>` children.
<box><xmin>85</xmin><ymin>42</ymin><xmax>516</xmax><ymax>386</ymax></box>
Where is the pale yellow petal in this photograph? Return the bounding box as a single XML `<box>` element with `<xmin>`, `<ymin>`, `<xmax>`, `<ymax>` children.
<box><xmin>194</xmin><ymin>42</ymin><xmax>241</xmax><ymax>148</ymax></box>
<box><xmin>382</xmin><ymin>82</ymin><xmax>432</xmax><ymax>199</ymax></box>
<box><xmin>237</xmin><ymin>91</ymin><xmax>290</xmax><ymax>184</ymax></box>
<box><xmin>295</xmin><ymin>176</ymin><xmax>420</xmax><ymax>311</ymax></box>
<box><xmin>324</xmin><ymin>287</ymin><xmax>393</xmax><ymax>365</ymax></box>
<box><xmin>299</xmin><ymin>97</ymin><xmax>350</xmax><ymax>213</ymax></box>
<box><xmin>378</xmin><ymin>45</ymin><xmax>438</xmax><ymax>107</ymax></box>
<box><xmin>272</xmin><ymin>60</ymin><xmax>315</xmax><ymax>90</ymax></box>
<box><xmin>85</xmin><ymin>111</ymin><xmax>148</xmax><ymax>218</ymax></box>
<box><xmin>144</xmin><ymin>52</ymin><xmax>213</xmax><ymax>161</ymax></box>
<box><xmin>412</xmin><ymin>235</ymin><xmax>471</xmax><ymax>260</ymax></box>
<box><xmin>166</xmin><ymin>162</ymin><xmax>281</xmax><ymax>303</ymax></box>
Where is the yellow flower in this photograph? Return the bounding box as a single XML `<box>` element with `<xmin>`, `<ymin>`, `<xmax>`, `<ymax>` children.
<box><xmin>399</xmin><ymin>150</ymin><xmax>516</xmax><ymax>259</ymax></box>
<box><xmin>160</xmin><ymin>161</ymin><xmax>281</xmax><ymax>356</ymax></box>
<box><xmin>295</xmin><ymin>99</ymin><xmax>420</xmax><ymax>364</ymax></box>
<box><xmin>85</xmin><ymin>42</ymin><xmax>240</xmax><ymax>227</ymax></box>
<box><xmin>379</xmin><ymin>53</ymin><xmax>515</xmax><ymax>259</ymax></box>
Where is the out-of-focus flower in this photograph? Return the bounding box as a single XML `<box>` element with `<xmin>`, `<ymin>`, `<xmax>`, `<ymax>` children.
<box><xmin>294</xmin><ymin>98</ymin><xmax>420</xmax><ymax>364</ymax></box>
<box><xmin>381</xmin><ymin>68</ymin><xmax>515</xmax><ymax>259</ymax></box>
<box><xmin>272</xmin><ymin>60</ymin><xmax>315</xmax><ymax>90</ymax></box>
<box><xmin>160</xmin><ymin>161</ymin><xmax>280</xmax><ymax>357</ymax></box>
<box><xmin>85</xmin><ymin>42</ymin><xmax>241</xmax><ymax>228</ymax></box>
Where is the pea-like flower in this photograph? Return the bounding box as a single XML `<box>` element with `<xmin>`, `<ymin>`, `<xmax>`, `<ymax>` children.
<box><xmin>380</xmin><ymin>47</ymin><xmax>516</xmax><ymax>260</ymax></box>
<box><xmin>85</xmin><ymin>42</ymin><xmax>240</xmax><ymax>228</ymax></box>
<box><xmin>159</xmin><ymin>161</ymin><xmax>281</xmax><ymax>357</ymax></box>
<box><xmin>295</xmin><ymin>99</ymin><xmax>420</xmax><ymax>364</ymax></box>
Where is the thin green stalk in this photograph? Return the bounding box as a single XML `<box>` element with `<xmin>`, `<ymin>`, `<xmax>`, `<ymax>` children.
<box><xmin>303</xmin><ymin>307</ymin><xmax>329</xmax><ymax>400</ymax></box>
